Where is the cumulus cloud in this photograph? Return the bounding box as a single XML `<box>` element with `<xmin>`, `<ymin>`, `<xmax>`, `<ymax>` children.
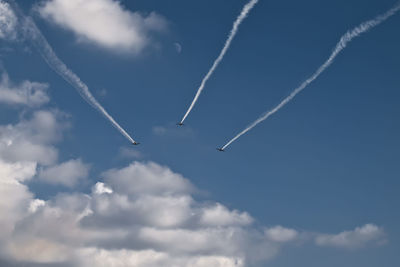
<box><xmin>37</xmin><ymin>0</ymin><xmax>167</xmax><ymax>54</ymax></box>
<box><xmin>0</xmin><ymin>94</ymin><xmax>386</xmax><ymax>266</ymax></box>
<box><xmin>0</xmin><ymin>72</ymin><xmax>49</xmax><ymax>107</ymax></box>
<box><xmin>0</xmin><ymin>103</ymin><xmax>292</xmax><ymax>266</ymax></box>
<box><xmin>39</xmin><ymin>159</ymin><xmax>90</xmax><ymax>187</ymax></box>
<box><xmin>315</xmin><ymin>224</ymin><xmax>386</xmax><ymax>249</ymax></box>
<box><xmin>102</xmin><ymin>161</ymin><xmax>194</xmax><ymax>196</ymax></box>
<box><xmin>78</xmin><ymin>248</ymin><xmax>245</xmax><ymax>267</ymax></box>
<box><xmin>0</xmin><ymin>110</ymin><xmax>69</xmax><ymax>165</ymax></box>
<box><xmin>0</xmin><ymin>158</ymin><xmax>292</xmax><ymax>266</ymax></box>
<box><xmin>93</xmin><ymin>182</ymin><xmax>113</xmax><ymax>195</ymax></box>
<box><xmin>199</xmin><ymin>203</ymin><xmax>253</xmax><ymax>227</ymax></box>
<box><xmin>0</xmin><ymin>112</ymin><xmax>294</xmax><ymax>266</ymax></box>
<box><xmin>0</xmin><ymin>1</ymin><xmax>18</xmax><ymax>40</ymax></box>
<box><xmin>0</xmin><ymin>160</ymin><xmax>37</xmax><ymax>183</ymax></box>
<box><xmin>265</xmin><ymin>226</ymin><xmax>299</xmax><ymax>243</ymax></box>
<box><xmin>28</xmin><ymin>199</ymin><xmax>46</xmax><ymax>213</ymax></box>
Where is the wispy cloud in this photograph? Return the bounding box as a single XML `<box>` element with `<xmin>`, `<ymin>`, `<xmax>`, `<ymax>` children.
<box><xmin>0</xmin><ymin>1</ymin><xmax>17</xmax><ymax>40</ymax></box>
<box><xmin>152</xmin><ymin>124</ymin><xmax>195</xmax><ymax>138</ymax></box>
<box><xmin>315</xmin><ymin>224</ymin><xmax>386</xmax><ymax>249</ymax></box>
<box><xmin>174</xmin><ymin>42</ymin><xmax>182</xmax><ymax>54</ymax></box>
<box><xmin>118</xmin><ymin>146</ymin><xmax>143</xmax><ymax>159</ymax></box>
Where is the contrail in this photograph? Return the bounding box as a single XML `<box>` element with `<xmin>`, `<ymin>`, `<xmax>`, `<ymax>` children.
<box><xmin>180</xmin><ymin>0</ymin><xmax>259</xmax><ymax>124</ymax></box>
<box><xmin>221</xmin><ymin>2</ymin><xmax>400</xmax><ymax>150</ymax></box>
<box><xmin>6</xmin><ymin>0</ymin><xmax>137</xmax><ymax>144</ymax></box>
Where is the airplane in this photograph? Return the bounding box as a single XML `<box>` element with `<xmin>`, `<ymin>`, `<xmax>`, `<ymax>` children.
<box><xmin>216</xmin><ymin>148</ymin><xmax>225</xmax><ymax>152</ymax></box>
<box><xmin>132</xmin><ymin>141</ymin><xmax>140</xmax><ymax>145</ymax></box>
<box><xmin>176</xmin><ymin>122</ymin><xmax>184</xmax><ymax>126</ymax></box>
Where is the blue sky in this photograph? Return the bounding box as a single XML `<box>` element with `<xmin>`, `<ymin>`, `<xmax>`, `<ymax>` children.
<box><xmin>0</xmin><ymin>0</ymin><xmax>399</xmax><ymax>266</ymax></box>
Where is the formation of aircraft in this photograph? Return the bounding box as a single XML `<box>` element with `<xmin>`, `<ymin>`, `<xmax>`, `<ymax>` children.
<box><xmin>133</xmin><ymin>124</ymin><xmax>227</xmax><ymax>152</ymax></box>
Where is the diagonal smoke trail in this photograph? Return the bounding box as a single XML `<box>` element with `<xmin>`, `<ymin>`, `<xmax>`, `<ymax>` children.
<box><xmin>180</xmin><ymin>0</ymin><xmax>258</xmax><ymax>124</ymax></box>
<box><xmin>7</xmin><ymin>0</ymin><xmax>136</xmax><ymax>144</ymax></box>
<box><xmin>221</xmin><ymin>2</ymin><xmax>400</xmax><ymax>150</ymax></box>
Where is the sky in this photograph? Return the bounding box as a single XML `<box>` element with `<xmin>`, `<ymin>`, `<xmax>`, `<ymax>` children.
<box><xmin>0</xmin><ymin>0</ymin><xmax>399</xmax><ymax>266</ymax></box>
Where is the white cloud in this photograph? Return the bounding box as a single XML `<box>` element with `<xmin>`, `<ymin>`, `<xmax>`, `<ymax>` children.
<box><xmin>39</xmin><ymin>159</ymin><xmax>90</xmax><ymax>187</ymax></box>
<box><xmin>78</xmin><ymin>248</ymin><xmax>170</xmax><ymax>267</ymax></box>
<box><xmin>93</xmin><ymin>182</ymin><xmax>113</xmax><ymax>195</ymax></box>
<box><xmin>0</xmin><ymin>160</ymin><xmax>37</xmax><ymax>183</ymax></box>
<box><xmin>6</xmin><ymin>236</ymin><xmax>73</xmax><ymax>264</ymax></box>
<box><xmin>0</xmin><ymin>72</ymin><xmax>49</xmax><ymax>107</ymax></box>
<box><xmin>38</xmin><ymin>0</ymin><xmax>167</xmax><ymax>54</ymax></box>
<box><xmin>0</xmin><ymin>1</ymin><xmax>18</xmax><ymax>40</ymax></box>
<box><xmin>78</xmin><ymin>248</ymin><xmax>245</xmax><ymax>267</ymax></box>
<box><xmin>200</xmin><ymin>203</ymin><xmax>253</xmax><ymax>227</ymax></box>
<box><xmin>0</xmin><ymin>161</ymin><xmax>34</xmax><ymax>253</ymax></box>
<box><xmin>315</xmin><ymin>224</ymin><xmax>386</xmax><ymax>249</ymax></box>
<box><xmin>265</xmin><ymin>226</ymin><xmax>298</xmax><ymax>243</ymax></box>
<box><xmin>132</xmin><ymin>195</ymin><xmax>194</xmax><ymax>228</ymax></box>
<box><xmin>28</xmin><ymin>199</ymin><xmax>46</xmax><ymax>213</ymax></box>
<box><xmin>102</xmin><ymin>161</ymin><xmax>194</xmax><ymax>196</ymax></box>
<box><xmin>0</xmin><ymin>106</ymin><xmax>68</xmax><ymax>257</ymax></box>
<box><xmin>0</xmin><ymin>110</ymin><xmax>68</xmax><ymax>165</ymax></box>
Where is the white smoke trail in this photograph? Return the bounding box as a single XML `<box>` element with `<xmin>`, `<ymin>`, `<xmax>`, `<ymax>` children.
<box><xmin>7</xmin><ymin>1</ymin><xmax>136</xmax><ymax>144</ymax></box>
<box><xmin>180</xmin><ymin>0</ymin><xmax>258</xmax><ymax>124</ymax></box>
<box><xmin>221</xmin><ymin>2</ymin><xmax>400</xmax><ymax>150</ymax></box>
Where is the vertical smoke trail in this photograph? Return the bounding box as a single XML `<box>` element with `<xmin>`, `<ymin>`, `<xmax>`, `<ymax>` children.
<box><xmin>7</xmin><ymin>0</ymin><xmax>136</xmax><ymax>144</ymax></box>
<box><xmin>221</xmin><ymin>2</ymin><xmax>400</xmax><ymax>150</ymax></box>
<box><xmin>180</xmin><ymin>0</ymin><xmax>258</xmax><ymax>124</ymax></box>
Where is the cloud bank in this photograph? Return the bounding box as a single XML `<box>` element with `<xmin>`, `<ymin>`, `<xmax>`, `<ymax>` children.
<box><xmin>0</xmin><ymin>112</ymin><xmax>386</xmax><ymax>266</ymax></box>
<box><xmin>0</xmin><ymin>69</ymin><xmax>388</xmax><ymax>266</ymax></box>
<box><xmin>37</xmin><ymin>0</ymin><xmax>167</xmax><ymax>54</ymax></box>
<box><xmin>0</xmin><ymin>86</ymin><xmax>296</xmax><ymax>265</ymax></box>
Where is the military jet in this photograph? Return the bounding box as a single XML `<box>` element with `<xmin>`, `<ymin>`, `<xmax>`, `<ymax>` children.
<box><xmin>176</xmin><ymin>122</ymin><xmax>184</xmax><ymax>126</ymax></box>
<box><xmin>216</xmin><ymin>148</ymin><xmax>225</xmax><ymax>152</ymax></box>
<box><xmin>132</xmin><ymin>141</ymin><xmax>140</xmax><ymax>145</ymax></box>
